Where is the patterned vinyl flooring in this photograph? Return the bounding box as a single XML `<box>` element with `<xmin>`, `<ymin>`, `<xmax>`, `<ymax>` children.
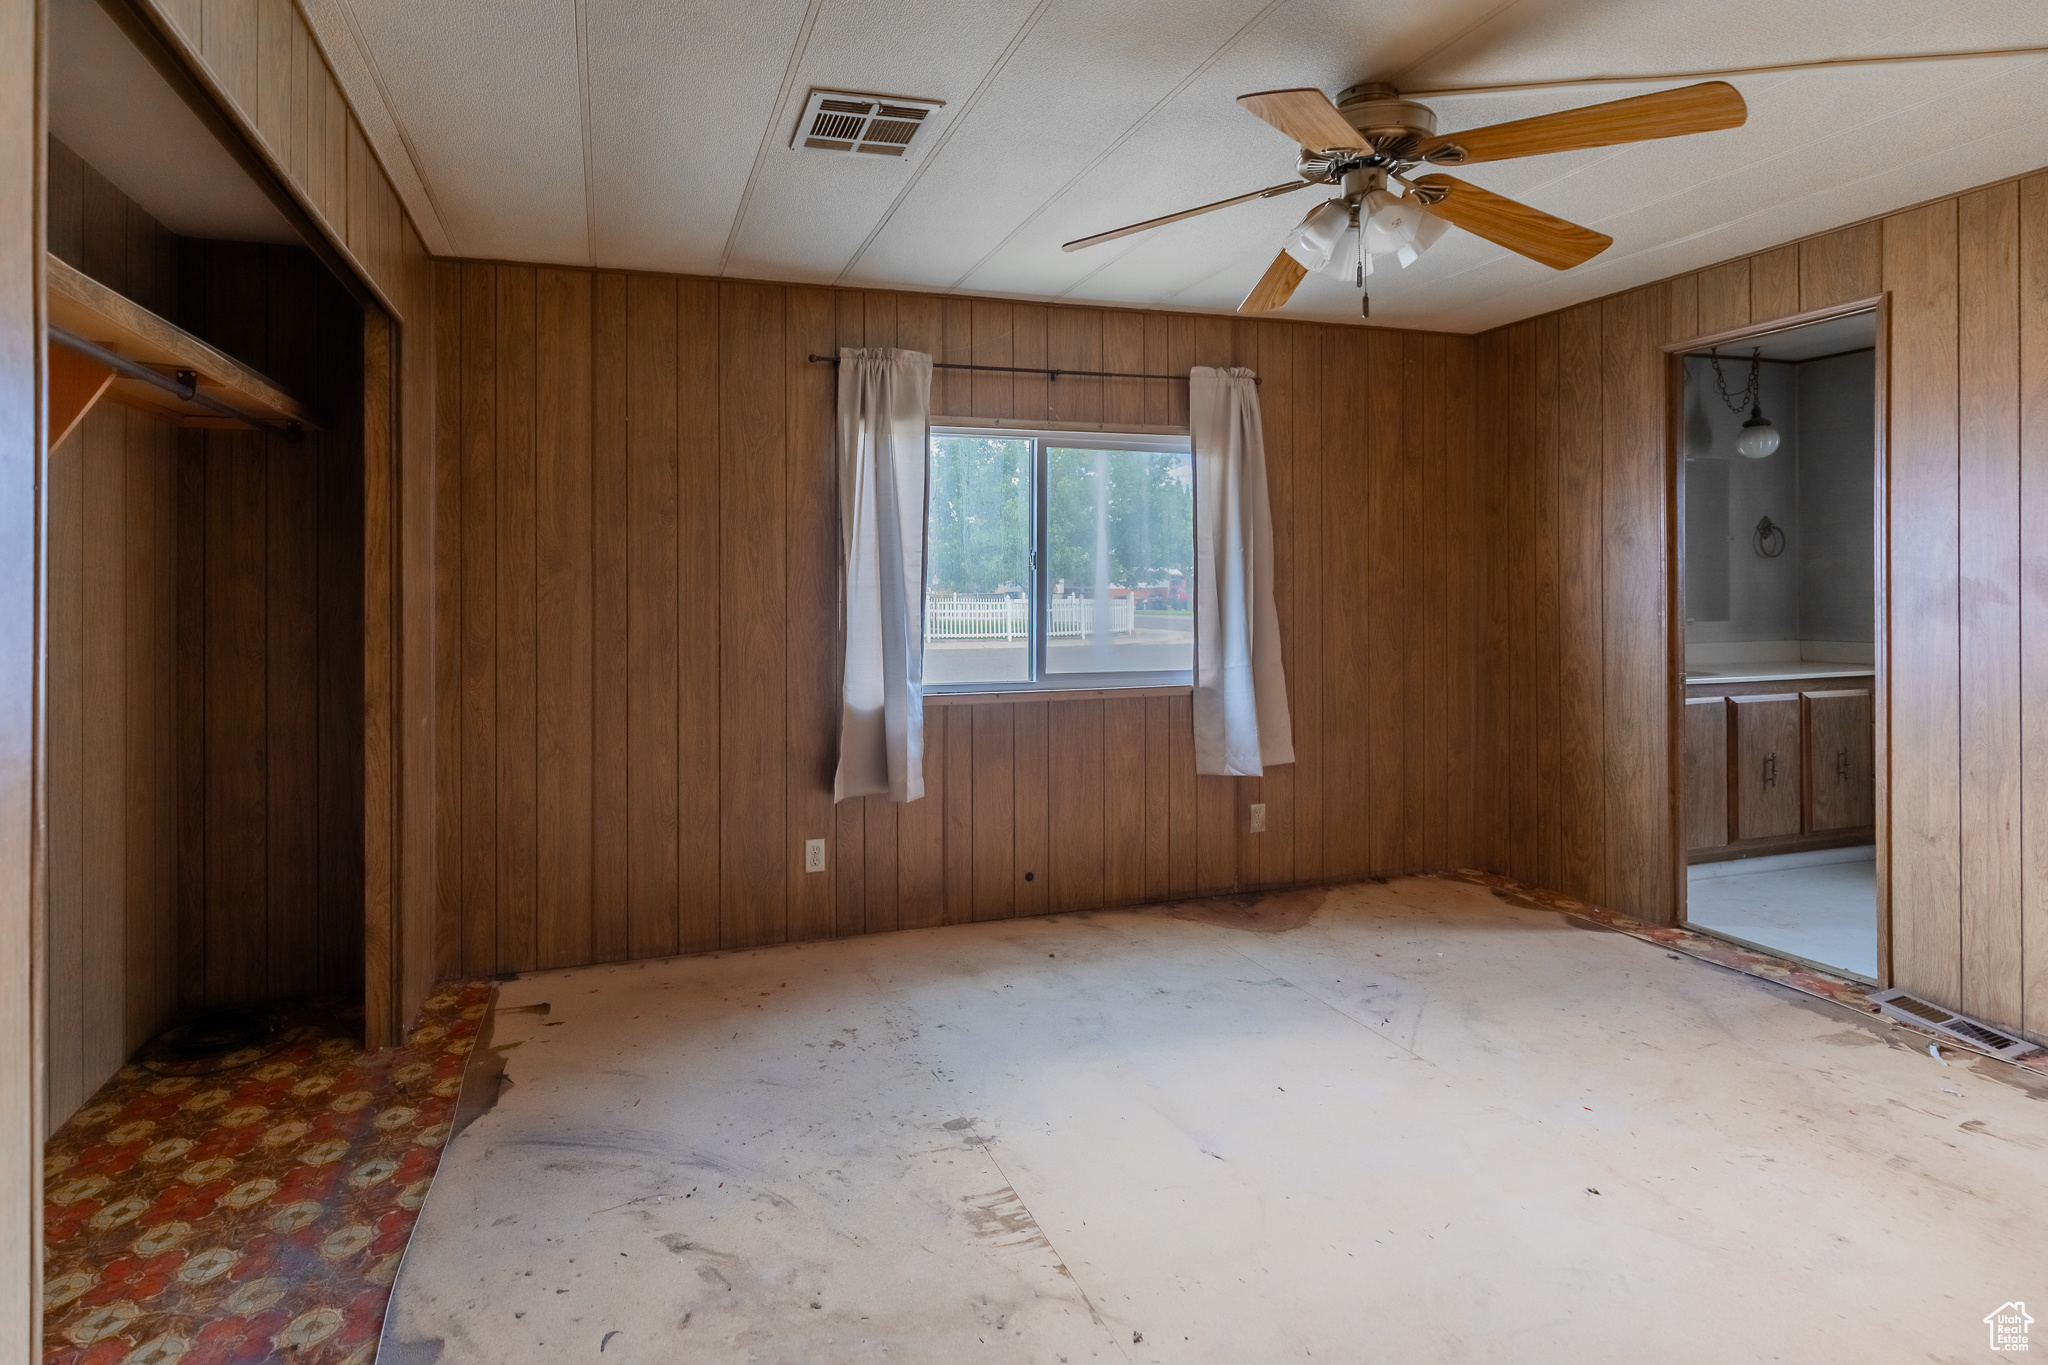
<box><xmin>41</xmin><ymin>982</ymin><xmax>493</xmax><ymax>1364</ymax></box>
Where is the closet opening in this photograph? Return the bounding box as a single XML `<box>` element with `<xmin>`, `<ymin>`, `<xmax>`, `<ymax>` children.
<box><xmin>1668</xmin><ymin>301</ymin><xmax>1886</xmax><ymax>982</ymax></box>
<box><xmin>43</xmin><ymin>0</ymin><xmax>378</xmax><ymax>1129</ymax></box>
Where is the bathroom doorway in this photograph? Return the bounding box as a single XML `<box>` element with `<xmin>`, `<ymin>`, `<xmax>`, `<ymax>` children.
<box><xmin>1669</xmin><ymin>303</ymin><xmax>1886</xmax><ymax>982</ymax></box>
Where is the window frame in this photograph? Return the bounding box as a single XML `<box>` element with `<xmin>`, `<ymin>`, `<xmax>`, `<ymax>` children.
<box><xmin>925</xmin><ymin>424</ymin><xmax>1195</xmax><ymax>696</ymax></box>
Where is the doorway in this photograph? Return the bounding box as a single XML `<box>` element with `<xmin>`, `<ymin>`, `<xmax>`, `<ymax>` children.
<box><xmin>1668</xmin><ymin>302</ymin><xmax>1887</xmax><ymax>982</ymax></box>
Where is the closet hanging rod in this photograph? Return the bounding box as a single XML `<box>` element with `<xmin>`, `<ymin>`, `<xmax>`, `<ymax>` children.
<box><xmin>806</xmin><ymin>354</ymin><xmax>1257</xmax><ymax>385</ymax></box>
<box><xmin>50</xmin><ymin>326</ymin><xmax>304</xmax><ymax>442</ymax></box>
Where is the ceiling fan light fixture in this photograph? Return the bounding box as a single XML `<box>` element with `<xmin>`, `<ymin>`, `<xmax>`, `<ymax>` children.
<box><xmin>1281</xmin><ymin>199</ymin><xmax>1351</xmax><ymax>272</ymax></box>
<box><xmin>1079</xmin><ymin>80</ymin><xmax>1746</xmax><ymax>314</ymax></box>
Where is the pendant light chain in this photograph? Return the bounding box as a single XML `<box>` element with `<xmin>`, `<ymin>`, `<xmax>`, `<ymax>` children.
<box><xmin>1709</xmin><ymin>347</ymin><xmax>1764</xmax><ymax>415</ymax></box>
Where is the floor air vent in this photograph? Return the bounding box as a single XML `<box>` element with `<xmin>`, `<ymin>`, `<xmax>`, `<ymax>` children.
<box><xmin>1868</xmin><ymin>988</ymin><xmax>2037</xmax><ymax>1060</ymax></box>
<box><xmin>792</xmin><ymin>89</ymin><xmax>943</xmax><ymax>158</ymax></box>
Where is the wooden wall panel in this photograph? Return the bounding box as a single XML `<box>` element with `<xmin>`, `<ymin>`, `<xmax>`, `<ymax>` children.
<box><xmin>1696</xmin><ymin>260</ymin><xmax>1750</xmax><ymax>335</ymax></box>
<box><xmin>1885</xmin><ymin>201</ymin><xmax>1964</xmax><ymax>1006</ymax></box>
<box><xmin>2</xmin><ymin>0</ymin><xmax>38</xmax><ymax>1338</ymax></box>
<box><xmin>1750</xmin><ymin>245</ymin><xmax>1801</xmax><ymax>322</ymax></box>
<box><xmin>1801</xmin><ymin>223</ymin><xmax>1883</xmax><ymax>312</ymax></box>
<box><xmin>46</xmin><ymin>139</ymin><xmax>177</xmax><ymax>318</ymax></box>
<box><xmin>182</xmin><ymin>246</ymin><xmax>366</xmax><ymax>1015</ymax></box>
<box><xmin>1555</xmin><ymin>303</ymin><xmax>1606</xmax><ymax>902</ymax></box>
<box><xmin>1957</xmin><ymin>185</ymin><xmax>2023</xmax><ymax>1027</ymax></box>
<box><xmin>1600</xmin><ymin>289</ymin><xmax>1673</xmax><ymax>921</ymax></box>
<box><xmin>720</xmin><ymin>282</ymin><xmax>789</xmax><ymax>949</ymax></box>
<box><xmin>624</xmin><ymin>275</ymin><xmax>679</xmax><ymax>959</ymax></box>
<box><xmin>435</xmin><ymin>275</ymin><xmax>1483</xmax><ymax>971</ymax></box>
<box><xmin>2021</xmin><ymin>174</ymin><xmax>2048</xmax><ymax>1044</ymax></box>
<box><xmin>1475</xmin><ymin>164</ymin><xmax>2048</xmax><ymax>1040</ymax></box>
<box><xmin>535</xmin><ymin>268</ymin><xmax>594</xmax><ymax>969</ymax></box>
<box><xmin>44</xmin><ymin>405</ymin><xmax>181</xmax><ymax>1125</ymax></box>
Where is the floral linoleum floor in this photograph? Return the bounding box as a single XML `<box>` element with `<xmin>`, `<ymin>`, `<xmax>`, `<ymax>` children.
<box><xmin>42</xmin><ymin>981</ymin><xmax>494</xmax><ymax>1365</ymax></box>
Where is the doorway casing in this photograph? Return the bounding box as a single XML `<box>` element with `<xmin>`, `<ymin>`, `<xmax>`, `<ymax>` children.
<box><xmin>1662</xmin><ymin>295</ymin><xmax>1892</xmax><ymax>984</ymax></box>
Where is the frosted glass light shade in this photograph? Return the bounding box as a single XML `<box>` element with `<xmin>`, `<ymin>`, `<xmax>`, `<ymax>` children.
<box><xmin>1322</xmin><ymin>226</ymin><xmax>1360</xmax><ymax>279</ymax></box>
<box><xmin>1737</xmin><ymin>410</ymin><xmax>1781</xmax><ymax>459</ymax></box>
<box><xmin>1282</xmin><ymin>200</ymin><xmax>1350</xmax><ymax>272</ymax></box>
<box><xmin>1363</xmin><ymin>191</ymin><xmax>1449</xmax><ymax>267</ymax></box>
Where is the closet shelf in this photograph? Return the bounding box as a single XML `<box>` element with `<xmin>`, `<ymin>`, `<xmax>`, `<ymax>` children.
<box><xmin>46</xmin><ymin>254</ymin><xmax>325</xmax><ymax>435</ymax></box>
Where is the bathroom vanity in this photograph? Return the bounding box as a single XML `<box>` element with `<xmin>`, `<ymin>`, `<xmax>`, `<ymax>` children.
<box><xmin>1683</xmin><ymin>667</ymin><xmax>1874</xmax><ymax>861</ymax></box>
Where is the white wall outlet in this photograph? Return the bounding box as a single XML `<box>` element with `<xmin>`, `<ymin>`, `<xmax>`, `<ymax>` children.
<box><xmin>1248</xmin><ymin>803</ymin><xmax>1267</xmax><ymax>833</ymax></box>
<box><xmin>804</xmin><ymin>838</ymin><xmax>827</xmax><ymax>873</ymax></box>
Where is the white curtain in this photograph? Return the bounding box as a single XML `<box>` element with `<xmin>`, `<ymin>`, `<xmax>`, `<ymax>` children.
<box><xmin>834</xmin><ymin>347</ymin><xmax>933</xmax><ymax>803</ymax></box>
<box><xmin>1190</xmin><ymin>366</ymin><xmax>1294</xmax><ymax>776</ymax></box>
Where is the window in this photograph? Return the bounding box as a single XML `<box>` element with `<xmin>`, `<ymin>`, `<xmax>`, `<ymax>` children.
<box><xmin>926</xmin><ymin>427</ymin><xmax>1194</xmax><ymax>691</ymax></box>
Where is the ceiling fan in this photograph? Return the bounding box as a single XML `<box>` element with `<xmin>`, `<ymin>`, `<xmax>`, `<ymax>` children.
<box><xmin>1062</xmin><ymin>81</ymin><xmax>1747</xmax><ymax>316</ymax></box>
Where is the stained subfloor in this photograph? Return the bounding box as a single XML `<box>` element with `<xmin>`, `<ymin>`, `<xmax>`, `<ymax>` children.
<box><xmin>41</xmin><ymin>984</ymin><xmax>491</xmax><ymax>1365</ymax></box>
<box><xmin>1685</xmin><ymin>847</ymin><xmax>1878</xmax><ymax>978</ymax></box>
<box><xmin>384</xmin><ymin>876</ymin><xmax>2048</xmax><ymax>1364</ymax></box>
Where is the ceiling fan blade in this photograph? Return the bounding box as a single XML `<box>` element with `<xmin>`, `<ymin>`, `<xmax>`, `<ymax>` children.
<box><xmin>1415</xmin><ymin>81</ymin><xmax>1746</xmax><ymax>165</ymax></box>
<box><xmin>1237</xmin><ymin>88</ymin><xmax>1369</xmax><ymax>152</ymax></box>
<box><xmin>1412</xmin><ymin>174</ymin><xmax>1611</xmax><ymax>270</ymax></box>
<box><xmin>1240</xmin><ymin>251</ymin><xmax>1309</xmax><ymax>313</ymax></box>
<box><xmin>1062</xmin><ymin>179</ymin><xmax>1314</xmax><ymax>252</ymax></box>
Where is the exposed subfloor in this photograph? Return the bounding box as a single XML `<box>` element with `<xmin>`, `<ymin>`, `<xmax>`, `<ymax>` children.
<box><xmin>1685</xmin><ymin>846</ymin><xmax>1878</xmax><ymax>978</ymax></box>
<box><xmin>383</xmin><ymin>876</ymin><xmax>2048</xmax><ymax>1364</ymax></box>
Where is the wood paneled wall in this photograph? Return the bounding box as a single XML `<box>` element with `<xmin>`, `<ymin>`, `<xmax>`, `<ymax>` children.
<box><xmin>46</xmin><ymin>138</ymin><xmax>178</xmax><ymax>321</ymax></box>
<box><xmin>432</xmin><ymin>265</ymin><xmax>1482</xmax><ymax>976</ymax></box>
<box><xmin>45</xmin><ymin>403</ymin><xmax>180</xmax><ymax>1124</ymax></box>
<box><xmin>1475</xmin><ymin>171</ymin><xmax>2048</xmax><ymax>1043</ymax></box>
<box><xmin>3</xmin><ymin>0</ymin><xmax>42</xmax><ymax>1351</ymax></box>
<box><xmin>173</xmin><ymin>242</ymin><xmax>365</xmax><ymax>1015</ymax></box>
<box><xmin>123</xmin><ymin>0</ymin><xmax>438</xmax><ymax>1040</ymax></box>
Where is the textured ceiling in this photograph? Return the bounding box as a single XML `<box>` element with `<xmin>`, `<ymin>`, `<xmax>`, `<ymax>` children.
<box><xmin>310</xmin><ymin>0</ymin><xmax>2048</xmax><ymax>333</ymax></box>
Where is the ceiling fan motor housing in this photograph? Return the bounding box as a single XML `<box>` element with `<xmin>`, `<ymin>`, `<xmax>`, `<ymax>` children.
<box><xmin>1334</xmin><ymin>82</ymin><xmax>1437</xmax><ymax>153</ymax></box>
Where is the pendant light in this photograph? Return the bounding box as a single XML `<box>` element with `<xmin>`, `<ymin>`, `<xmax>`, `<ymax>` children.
<box><xmin>1710</xmin><ymin>347</ymin><xmax>1780</xmax><ymax>459</ymax></box>
<box><xmin>1736</xmin><ymin>404</ymin><xmax>1781</xmax><ymax>459</ymax></box>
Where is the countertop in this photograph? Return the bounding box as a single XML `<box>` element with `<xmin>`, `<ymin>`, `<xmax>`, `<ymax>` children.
<box><xmin>1685</xmin><ymin>663</ymin><xmax>1874</xmax><ymax>685</ymax></box>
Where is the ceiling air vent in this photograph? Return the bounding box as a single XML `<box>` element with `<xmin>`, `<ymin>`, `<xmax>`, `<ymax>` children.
<box><xmin>792</xmin><ymin>89</ymin><xmax>944</xmax><ymax>158</ymax></box>
<box><xmin>1868</xmin><ymin>988</ymin><xmax>2038</xmax><ymax>1060</ymax></box>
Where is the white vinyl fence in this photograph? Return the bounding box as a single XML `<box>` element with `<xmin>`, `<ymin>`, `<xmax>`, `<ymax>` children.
<box><xmin>928</xmin><ymin>596</ymin><xmax>1135</xmax><ymax>641</ymax></box>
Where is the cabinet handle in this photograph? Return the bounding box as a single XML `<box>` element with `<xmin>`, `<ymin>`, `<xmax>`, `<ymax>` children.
<box><xmin>1764</xmin><ymin>753</ymin><xmax>1777</xmax><ymax>788</ymax></box>
<box><xmin>1837</xmin><ymin>747</ymin><xmax>1850</xmax><ymax>780</ymax></box>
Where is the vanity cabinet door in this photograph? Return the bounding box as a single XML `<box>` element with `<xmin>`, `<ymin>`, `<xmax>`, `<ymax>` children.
<box><xmin>1805</xmin><ymin>688</ymin><xmax>1874</xmax><ymax>831</ymax></box>
<box><xmin>1730</xmin><ymin>694</ymin><xmax>1803</xmax><ymax>840</ymax></box>
<box><xmin>1683</xmin><ymin>698</ymin><xmax>1730</xmax><ymax>851</ymax></box>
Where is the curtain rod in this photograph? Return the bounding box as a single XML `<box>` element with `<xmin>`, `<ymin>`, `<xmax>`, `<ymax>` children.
<box><xmin>49</xmin><ymin>326</ymin><xmax>305</xmax><ymax>442</ymax></box>
<box><xmin>807</xmin><ymin>354</ymin><xmax>1258</xmax><ymax>385</ymax></box>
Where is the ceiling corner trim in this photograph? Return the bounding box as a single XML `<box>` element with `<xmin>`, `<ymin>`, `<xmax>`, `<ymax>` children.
<box><xmin>293</xmin><ymin>0</ymin><xmax>457</xmax><ymax>256</ymax></box>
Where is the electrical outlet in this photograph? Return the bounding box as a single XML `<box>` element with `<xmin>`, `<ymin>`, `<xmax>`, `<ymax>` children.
<box><xmin>804</xmin><ymin>838</ymin><xmax>826</xmax><ymax>873</ymax></box>
<box><xmin>1248</xmin><ymin>803</ymin><xmax>1267</xmax><ymax>833</ymax></box>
